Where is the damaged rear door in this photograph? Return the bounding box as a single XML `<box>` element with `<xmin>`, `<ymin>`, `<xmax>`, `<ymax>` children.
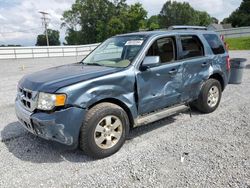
<box><xmin>136</xmin><ymin>36</ymin><xmax>183</xmax><ymax>115</ymax></box>
<box><xmin>178</xmin><ymin>35</ymin><xmax>210</xmax><ymax>101</ymax></box>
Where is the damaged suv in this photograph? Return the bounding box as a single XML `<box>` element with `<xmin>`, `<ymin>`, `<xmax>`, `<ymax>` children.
<box><xmin>15</xmin><ymin>26</ymin><xmax>230</xmax><ymax>158</ymax></box>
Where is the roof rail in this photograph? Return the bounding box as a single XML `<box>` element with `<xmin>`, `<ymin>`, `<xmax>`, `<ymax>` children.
<box><xmin>168</xmin><ymin>26</ymin><xmax>207</xmax><ymax>30</ymax></box>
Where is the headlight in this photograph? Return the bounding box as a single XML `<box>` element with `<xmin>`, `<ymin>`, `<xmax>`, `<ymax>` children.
<box><xmin>37</xmin><ymin>92</ymin><xmax>66</xmax><ymax>111</ymax></box>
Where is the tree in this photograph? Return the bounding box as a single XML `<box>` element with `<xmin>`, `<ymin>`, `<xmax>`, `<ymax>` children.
<box><xmin>212</xmin><ymin>17</ymin><xmax>219</xmax><ymax>24</ymax></box>
<box><xmin>147</xmin><ymin>15</ymin><xmax>160</xmax><ymax>30</ymax></box>
<box><xmin>62</xmin><ymin>0</ymin><xmax>147</xmax><ymax>45</ymax></box>
<box><xmin>159</xmin><ymin>1</ymin><xmax>212</xmax><ymax>28</ymax></box>
<box><xmin>124</xmin><ymin>3</ymin><xmax>147</xmax><ymax>32</ymax></box>
<box><xmin>195</xmin><ymin>11</ymin><xmax>213</xmax><ymax>26</ymax></box>
<box><xmin>36</xmin><ymin>29</ymin><xmax>60</xmax><ymax>46</ymax></box>
<box><xmin>64</xmin><ymin>29</ymin><xmax>82</xmax><ymax>45</ymax></box>
<box><xmin>222</xmin><ymin>0</ymin><xmax>250</xmax><ymax>27</ymax></box>
<box><xmin>106</xmin><ymin>17</ymin><xmax>125</xmax><ymax>37</ymax></box>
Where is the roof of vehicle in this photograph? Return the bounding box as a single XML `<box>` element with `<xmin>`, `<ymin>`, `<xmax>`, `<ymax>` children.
<box><xmin>117</xmin><ymin>27</ymin><xmax>217</xmax><ymax>38</ymax></box>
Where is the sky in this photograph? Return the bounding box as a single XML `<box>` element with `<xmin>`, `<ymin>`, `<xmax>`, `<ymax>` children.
<box><xmin>0</xmin><ymin>0</ymin><xmax>242</xmax><ymax>46</ymax></box>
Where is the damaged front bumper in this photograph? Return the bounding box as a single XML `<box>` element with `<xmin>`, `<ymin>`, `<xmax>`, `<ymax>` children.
<box><xmin>15</xmin><ymin>99</ymin><xmax>85</xmax><ymax>148</ymax></box>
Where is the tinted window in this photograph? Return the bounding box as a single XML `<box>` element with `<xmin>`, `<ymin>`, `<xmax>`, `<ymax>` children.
<box><xmin>180</xmin><ymin>35</ymin><xmax>204</xmax><ymax>59</ymax></box>
<box><xmin>147</xmin><ymin>37</ymin><xmax>176</xmax><ymax>63</ymax></box>
<box><xmin>203</xmin><ymin>34</ymin><xmax>225</xmax><ymax>54</ymax></box>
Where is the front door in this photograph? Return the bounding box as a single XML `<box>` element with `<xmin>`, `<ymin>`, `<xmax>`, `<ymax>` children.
<box><xmin>136</xmin><ymin>37</ymin><xmax>183</xmax><ymax>115</ymax></box>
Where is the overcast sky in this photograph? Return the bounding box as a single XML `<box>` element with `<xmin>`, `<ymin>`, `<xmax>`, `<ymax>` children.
<box><xmin>0</xmin><ymin>0</ymin><xmax>242</xmax><ymax>46</ymax></box>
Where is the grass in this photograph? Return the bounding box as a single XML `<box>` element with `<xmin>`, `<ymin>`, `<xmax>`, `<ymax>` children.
<box><xmin>225</xmin><ymin>37</ymin><xmax>250</xmax><ymax>50</ymax></box>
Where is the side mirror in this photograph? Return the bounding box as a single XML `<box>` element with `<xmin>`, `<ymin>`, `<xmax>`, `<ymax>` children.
<box><xmin>141</xmin><ymin>56</ymin><xmax>160</xmax><ymax>70</ymax></box>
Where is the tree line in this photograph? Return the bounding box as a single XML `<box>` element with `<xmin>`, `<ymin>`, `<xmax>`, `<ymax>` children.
<box><xmin>35</xmin><ymin>0</ymin><xmax>250</xmax><ymax>46</ymax></box>
<box><xmin>222</xmin><ymin>0</ymin><xmax>250</xmax><ymax>27</ymax></box>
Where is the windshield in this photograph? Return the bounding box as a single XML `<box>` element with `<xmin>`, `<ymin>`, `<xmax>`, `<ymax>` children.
<box><xmin>82</xmin><ymin>35</ymin><xmax>147</xmax><ymax>68</ymax></box>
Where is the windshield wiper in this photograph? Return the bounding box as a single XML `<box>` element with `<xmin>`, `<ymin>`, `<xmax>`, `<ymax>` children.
<box><xmin>82</xmin><ymin>62</ymin><xmax>104</xmax><ymax>67</ymax></box>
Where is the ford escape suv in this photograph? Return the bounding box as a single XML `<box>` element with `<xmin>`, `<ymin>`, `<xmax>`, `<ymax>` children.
<box><xmin>15</xmin><ymin>26</ymin><xmax>230</xmax><ymax>158</ymax></box>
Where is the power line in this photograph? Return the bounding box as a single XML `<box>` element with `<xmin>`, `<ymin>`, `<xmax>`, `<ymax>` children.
<box><xmin>39</xmin><ymin>11</ymin><xmax>50</xmax><ymax>46</ymax></box>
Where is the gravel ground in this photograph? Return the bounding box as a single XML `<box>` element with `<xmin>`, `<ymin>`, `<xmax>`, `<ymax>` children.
<box><xmin>0</xmin><ymin>52</ymin><xmax>249</xmax><ymax>188</ymax></box>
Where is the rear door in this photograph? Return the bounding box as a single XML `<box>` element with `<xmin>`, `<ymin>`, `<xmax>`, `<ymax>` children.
<box><xmin>203</xmin><ymin>34</ymin><xmax>230</xmax><ymax>84</ymax></box>
<box><xmin>178</xmin><ymin>35</ymin><xmax>211</xmax><ymax>101</ymax></box>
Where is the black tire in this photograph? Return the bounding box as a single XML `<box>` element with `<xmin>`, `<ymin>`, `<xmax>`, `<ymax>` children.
<box><xmin>79</xmin><ymin>102</ymin><xmax>129</xmax><ymax>159</ymax></box>
<box><xmin>188</xmin><ymin>101</ymin><xmax>198</xmax><ymax>111</ymax></box>
<box><xmin>195</xmin><ymin>79</ymin><xmax>222</xmax><ymax>113</ymax></box>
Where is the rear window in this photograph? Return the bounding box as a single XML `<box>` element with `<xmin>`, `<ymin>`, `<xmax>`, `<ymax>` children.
<box><xmin>203</xmin><ymin>34</ymin><xmax>225</xmax><ymax>54</ymax></box>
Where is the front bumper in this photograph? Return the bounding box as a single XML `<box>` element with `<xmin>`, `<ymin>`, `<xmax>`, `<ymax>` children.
<box><xmin>15</xmin><ymin>99</ymin><xmax>85</xmax><ymax>148</ymax></box>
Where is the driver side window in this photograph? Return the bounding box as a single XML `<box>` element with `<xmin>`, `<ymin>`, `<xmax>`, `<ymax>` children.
<box><xmin>146</xmin><ymin>37</ymin><xmax>176</xmax><ymax>64</ymax></box>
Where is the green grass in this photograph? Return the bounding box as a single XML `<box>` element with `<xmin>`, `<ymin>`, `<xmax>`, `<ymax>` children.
<box><xmin>225</xmin><ymin>37</ymin><xmax>250</xmax><ymax>50</ymax></box>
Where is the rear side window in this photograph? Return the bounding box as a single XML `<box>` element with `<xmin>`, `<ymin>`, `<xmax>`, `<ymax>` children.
<box><xmin>203</xmin><ymin>34</ymin><xmax>225</xmax><ymax>54</ymax></box>
<box><xmin>180</xmin><ymin>35</ymin><xmax>204</xmax><ymax>59</ymax></box>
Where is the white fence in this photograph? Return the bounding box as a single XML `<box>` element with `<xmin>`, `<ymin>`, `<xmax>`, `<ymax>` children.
<box><xmin>0</xmin><ymin>43</ymin><xmax>99</xmax><ymax>60</ymax></box>
<box><xmin>216</xmin><ymin>26</ymin><xmax>250</xmax><ymax>38</ymax></box>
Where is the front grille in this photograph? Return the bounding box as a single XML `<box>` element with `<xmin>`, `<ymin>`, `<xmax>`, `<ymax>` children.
<box><xmin>17</xmin><ymin>87</ymin><xmax>37</xmax><ymax>111</ymax></box>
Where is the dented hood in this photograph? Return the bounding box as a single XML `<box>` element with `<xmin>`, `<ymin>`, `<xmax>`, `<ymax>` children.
<box><xmin>18</xmin><ymin>63</ymin><xmax>120</xmax><ymax>93</ymax></box>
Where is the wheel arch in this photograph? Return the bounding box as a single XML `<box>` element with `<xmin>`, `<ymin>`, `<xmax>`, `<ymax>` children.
<box><xmin>87</xmin><ymin>98</ymin><xmax>135</xmax><ymax>128</ymax></box>
<box><xmin>209</xmin><ymin>73</ymin><xmax>225</xmax><ymax>91</ymax></box>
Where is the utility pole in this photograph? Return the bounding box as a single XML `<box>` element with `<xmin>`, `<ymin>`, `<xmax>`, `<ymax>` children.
<box><xmin>39</xmin><ymin>11</ymin><xmax>50</xmax><ymax>46</ymax></box>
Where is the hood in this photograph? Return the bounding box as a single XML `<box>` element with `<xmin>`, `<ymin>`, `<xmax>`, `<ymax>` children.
<box><xmin>18</xmin><ymin>63</ymin><xmax>120</xmax><ymax>93</ymax></box>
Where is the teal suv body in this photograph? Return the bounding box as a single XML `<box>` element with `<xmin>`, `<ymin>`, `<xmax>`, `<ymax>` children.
<box><xmin>15</xmin><ymin>27</ymin><xmax>230</xmax><ymax>158</ymax></box>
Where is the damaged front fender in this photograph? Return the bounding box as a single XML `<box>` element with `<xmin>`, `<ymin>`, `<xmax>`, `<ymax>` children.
<box><xmin>57</xmin><ymin>67</ymin><xmax>138</xmax><ymax>119</ymax></box>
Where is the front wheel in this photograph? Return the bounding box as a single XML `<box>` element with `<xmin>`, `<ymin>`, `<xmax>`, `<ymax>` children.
<box><xmin>79</xmin><ymin>103</ymin><xmax>129</xmax><ymax>159</ymax></box>
<box><xmin>195</xmin><ymin>79</ymin><xmax>222</xmax><ymax>113</ymax></box>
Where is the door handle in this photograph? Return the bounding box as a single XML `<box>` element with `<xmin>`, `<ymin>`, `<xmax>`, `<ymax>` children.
<box><xmin>168</xmin><ymin>69</ymin><xmax>177</xmax><ymax>75</ymax></box>
<box><xmin>201</xmin><ymin>62</ymin><xmax>209</xmax><ymax>67</ymax></box>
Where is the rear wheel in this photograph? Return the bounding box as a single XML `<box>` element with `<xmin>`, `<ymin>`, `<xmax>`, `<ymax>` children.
<box><xmin>79</xmin><ymin>102</ymin><xmax>129</xmax><ymax>159</ymax></box>
<box><xmin>195</xmin><ymin>79</ymin><xmax>222</xmax><ymax>113</ymax></box>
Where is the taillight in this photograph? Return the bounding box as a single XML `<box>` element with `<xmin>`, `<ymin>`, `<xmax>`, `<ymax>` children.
<box><xmin>226</xmin><ymin>56</ymin><xmax>230</xmax><ymax>71</ymax></box>
<box><xmin>220</xmin><ymin>35</ymin><xmax>225</xmax><ymax>41</ymax></box>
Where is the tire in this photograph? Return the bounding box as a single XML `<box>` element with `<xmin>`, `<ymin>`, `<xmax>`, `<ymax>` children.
<box><xmin>195</xmin><ymin>79</ymin><xmax>222</xmax><ymax>113</ymax></box>
<box><xmin>79</xmin><ymin>102</ymin><xmax>129</xmax><ymax>159</ymax></box>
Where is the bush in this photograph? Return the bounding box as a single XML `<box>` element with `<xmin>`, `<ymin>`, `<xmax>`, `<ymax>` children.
<box><xmin>225</xmin><ymin>37</ymin><xmax>250</xmax><ymax>50</ymax></box>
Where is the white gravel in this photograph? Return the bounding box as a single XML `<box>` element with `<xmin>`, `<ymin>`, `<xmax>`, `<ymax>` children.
<box><xmin>0</xmin><ymin>52</ymin><xmax>249</xmax><ymax>188</ymax></box>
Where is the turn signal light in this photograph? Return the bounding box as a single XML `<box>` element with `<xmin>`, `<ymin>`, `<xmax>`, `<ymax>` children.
<box><xmin>55</xmin><ymin>94</ymin><xmax>66</xmax><ymax>106</ymax></box>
